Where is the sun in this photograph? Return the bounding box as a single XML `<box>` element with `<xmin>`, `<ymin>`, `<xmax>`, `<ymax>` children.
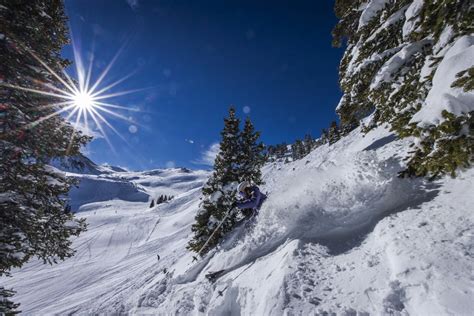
<box><xmin>1</xmin><ymin>36</ymin><xmax>147</xmax><ymax>152</ymax></box>
<box><xmin>73</xmin><ymin>91</ymin><xmax>95</xmax><ymax>110</ymax></box>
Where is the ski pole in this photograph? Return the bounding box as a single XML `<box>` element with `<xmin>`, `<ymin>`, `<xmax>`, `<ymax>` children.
<box><xmin>194</xmin><ymin>208</ymin><xmax>235</xmax><ymax>259</ymax></box>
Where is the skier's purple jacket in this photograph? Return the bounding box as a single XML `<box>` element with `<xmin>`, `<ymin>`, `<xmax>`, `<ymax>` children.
<box><xmin>236</xmin><ymin>185</ymin><xmax>267</xmax><ymax>210</ymax></box>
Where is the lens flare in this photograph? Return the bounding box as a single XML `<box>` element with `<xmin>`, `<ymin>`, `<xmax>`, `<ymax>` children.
<box><xmin>1</xmin><ymin>34</ymin><xmax>147</xmax><ymax>153</ymax></box>
<box><xmin>73</xmin><ymin>91</ymin><xmax>95</xmax><ymax>110</ymax></box>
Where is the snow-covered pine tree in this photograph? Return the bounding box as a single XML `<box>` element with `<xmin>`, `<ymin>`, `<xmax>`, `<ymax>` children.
<box><xmin>265</xmin><ymin>145</ymin><xmax>276</xmax><ymax>161</ymax></box>
<box><xmin>0</xmin><ymin>1</ymin><xmax>89</xmax><ymax>312</ymax></box>
<box><xmin>333</xmin><ymin>0</ymin><xmax>473</xmax><ymax>178</ymax></box>
<box><xmin>328</xmin><ymin>121</ymin><xmax>340</xmax><ymax>144</ymax></box>
<box><xmin>239</xmin><ymin>117</ymin><xmax>265</xmax><ymax>185</ymax></box>
<box><xmin>320</xmin><ymin>128</ymin><xmax>329</xmax><ymax>144</ymax></box>
<box><xmin>187</xmin><ymin>107</ymin><xmax>241</xmax><ymax>255</ymax></box>
<box><xmin>303</xmin><ymin>133</ymin><xmax>314</xmax><ymax>155</ymax></box>
<box><xmin>292</xmin><ymin>139</ymin><xmax>306</xmax><ymax>160</ymax></box>
<box><xmin>276</xmin><ymin>142</ymin><xmax>287</xmax><ymax>159</ymax></box>
<box><xmin>291</xmin><ymin>140</ymin><xmax>299</xmax><ymax>160</ymax></box>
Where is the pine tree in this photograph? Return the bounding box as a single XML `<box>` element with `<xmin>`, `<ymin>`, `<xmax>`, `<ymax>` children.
<box><xmin>275</xmin><ymin>143</ymin><xmax>287</xmax><ymax>159</ymax></box>
<box><xmin>320</xmin><ymin>128</ymin><xmax>328</xmax><ymax>144</ymax></box>
<box><xmin>265</xmin><ymin>145</ymin><xmax>276</xmax><ymax>161</ymax></box>
<box><xmin>0</xmin><ymin>1</ymin><xmax>89</xmax><ymax>311</ymax></box>
<box><xmin>150</xmin><ymin>199</ymin><xmax>155</xmax><ymax>208</ymax></box>
<box><xmin>304</xmin><ymin>133</ymin><xmax>314</xmax><ymax>155</ymax></box>
<box><xmin>0</xmin><ymin>287</ymin><xmax>19</xmax><ymax>315</ymax></box>
<box><xmin>157</xmin><ymin>195</ymin><xmax>163</xmax><ymax>204</ymax></box>
<box><xmin>292</xmin><ymin>139</ymin><xmax>306</xmax><ymax>160</ymax></box>
<box><xmin>239</xmin><ymin>117</ymin><xmax>265</xmax><ymax>185</ymax></box>
<box><xmin>187</xmin><ymin>107</ymin><xmax>241</xmax><ymax>255</ymax></box>
<box><xmin>291</xmin><ymin>140</ymin><xmax>299</xmax><ymax>160</ymax></box>
<box><xmin>333</xmin><ymin>0</ymin><xmax>473</xmax><ymax>177</ymax></box>
<box><xmin>328</xmin><ymin>121</ymin><xmax>340</xmax><ymax>144</ymax></box>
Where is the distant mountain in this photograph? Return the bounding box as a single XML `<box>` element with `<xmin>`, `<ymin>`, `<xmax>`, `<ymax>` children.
<box><xmin>54</xmin><ymin>156</ymin><xmax>210</xmax><ymax>212</ymax></box>
<box><xmin>51</xmin><ymin>154</ymin><xmax>102</xmax><ymax>175</ymax></box>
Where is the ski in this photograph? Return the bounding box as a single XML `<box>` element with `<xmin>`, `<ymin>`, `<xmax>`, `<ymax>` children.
<box><xmin>205</xmin><ymin>269</ymin><xmax>226</xmax><ymax>282</ymax></box>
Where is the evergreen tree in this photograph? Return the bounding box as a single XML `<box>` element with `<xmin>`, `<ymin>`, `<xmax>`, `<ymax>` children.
<box><xmin>265</xmin><ymin>145</ymin><xmax>276</xmax><ymax>162</ymax></box>
<box><xmin>292</xmin><ymin>139</ymin><xmax>306</xmax><ymax>160</ymax></box>
<box><xmin>150</xmin><ymin>199</ymin><xmax>155</xmax><ymax>208</ymax></box>
<box><xmin>275</xmin><ymin>143</ymin><xmax>287</xmax><ymax>159</ymax></box>
<box><xmin>328</xmin><ymin>121</ymin><xmax>340</xmax><ymax>144</ymax></box>
<box><xmin>157</xmin><ymin>195</ymin><xmax>163</xmax><ymax>204</ymax></box>
<box><xmin>0</xmin><ymin>1</ymin><xmax>89</xmax><ymax>311</ymax></box>
<box><xmin>0</xmin><ymin>287</ymin><xmax>19</xmax><ymax>315</ymax></box>
<box><xmin>187</xmin><ymin>107</ymin><xmax>241</xmax><ymax>255</ymax></box>
<box><xmin>304</xmin><ymin>133</ymin><xmax>314</xmax><ymax>155</ymax></box>
<box><xmin>333</xmin><ymin>0</ymin><xmax>473</xmax><ymax>177</ymax></box>
<box><xmin>320</xmin><ymin>128</ymin><xmax>328</xmax><ymax>144</ymax></box>
<box><xmin>239</xmin><ymin>117</ymin><xmax>265</xmax><ymax>185</ymax></box>
<box><xmin>291</xmin><ymin>140</ymin><xmax>299</xmax><ymax>160</ymax></box>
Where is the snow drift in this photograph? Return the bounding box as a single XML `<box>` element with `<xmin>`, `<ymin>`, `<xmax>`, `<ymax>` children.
<box><xmin>3</xmin><ymin>124</ymin><xmax>473</xmax><ymax>315</ymax></box>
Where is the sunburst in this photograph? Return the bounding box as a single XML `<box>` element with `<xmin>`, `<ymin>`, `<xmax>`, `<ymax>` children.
<box><xmin>2</xmin><ymin>35</ymin><xmax>145</xmax><ymax>152</ymax></box>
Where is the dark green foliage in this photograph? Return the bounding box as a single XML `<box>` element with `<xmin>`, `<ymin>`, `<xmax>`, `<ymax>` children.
<box><xmin>328</xmin><ymin>121</ymin><xmax>341</xmax><ymax>144</ymax></box>
<box><xmin>400</xmin><ymin>111</ymin><xmax>473</xmax><ymax>178</ymax></box>
<box><xmin>332</xmin><ymin>0</ymin><xmax>365</xmax><ymax>47</ymax></box>
<box><xmin>0</xmin><ymin>287</ymin><xmax>20</xmax><ymax>315</ymax></box>
<box><xmin>320</xmin><ymin>128</ymin><xmax>328</xmax><ymax>144</ymax></box>
<box><xmin>154</xmin><ymin>194</ymin><xmax>172</xmax><ymax>206</ymax></box>
<box><xmin>265</xmin><ymin>142</ymin><xmax>289</xmax><ymax>161</ymax></box>
<box><xmin>451</xmin><ymin>67</ymin><xmax>474</xmax><ymax>92</ymax></box>
<box><xmin>187</xmin><ymin>107</ymin><xmax>241</xmax><ymax>255</ymax></box>
<box><xmin>304</xmin><ymin>134</ymin><xmax>315</xmax><ymax>154</ymax></box>
<box><xmin>187</xmin><ymin>107</ymin><xmax>265</xmax><ymax>255</ymax></box>
<box><xmin>0</xmin><ymin>0</ymin><xmax>89</xmax><ymax>310</ymax></box>
<box><xmin>291</xmin><ymin>139</ymin><xmax>305</xmax><ymax>160</ymax></box>
<box><xmin>240</xmin><ymin>117</ymin><xmax>265</xmax><ymax>185</ymax></box>
<box><xmin>333</xmin><ymin>0</ymin><xmax>473</xmax><ymax>178</ymax></box>
<box><xmin>413</xmin><ymin>0</ymin><xmax>473</xmax><ymax>41</ymax></box>
<box><xmin>268</xmin><ymin>134</ymin><xmax>318</xmax><ymax>163</ymax></box>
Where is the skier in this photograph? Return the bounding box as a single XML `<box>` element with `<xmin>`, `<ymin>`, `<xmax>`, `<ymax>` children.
<box><xmin>205</xmin><ymin>182</ymin><xmax>266</xmax><ymax>282</ymax></box>
<box><xmin>235</xmin><ymin>181</ymin><xmax>267</xmax><ymax>218</ymax></box>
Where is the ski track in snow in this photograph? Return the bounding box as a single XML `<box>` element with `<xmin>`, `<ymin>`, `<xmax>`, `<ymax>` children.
<box><xmin>3</xmin><ymin>126</ymin><xmax>473</xmax><ymax>315</ymax></box>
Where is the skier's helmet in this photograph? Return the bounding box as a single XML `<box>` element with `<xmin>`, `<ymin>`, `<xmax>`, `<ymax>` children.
<box><xmin>237</xmin><ymin>181</ymin><xmax>250</xmax><ymax>193</ymax></box>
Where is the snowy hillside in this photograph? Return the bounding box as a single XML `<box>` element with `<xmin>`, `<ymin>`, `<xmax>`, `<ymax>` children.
<box><xmin>3</xmin><ymin>125</ymin><xmax>473</xmax><ymax>315</ymax></box>
<box><xmin>49</xmin><ymin>156</ymin><xmax>209</xmax><ymax>211</ymax></box>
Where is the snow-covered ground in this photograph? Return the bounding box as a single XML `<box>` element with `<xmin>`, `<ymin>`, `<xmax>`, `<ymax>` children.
<box><xmin>3</xmin><ymin>125</ymin><xmax>473</xmax><ymax>315</ymax></box>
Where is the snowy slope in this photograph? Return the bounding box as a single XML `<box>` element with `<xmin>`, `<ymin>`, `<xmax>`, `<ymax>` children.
<box><xmin>3</xmin><ymin>125</ymin><xmax>473</xmax><ymax>315</ymax></box>
<box><xmin>55</xmin><ymin>157</ymin><xmax>209</xmax><ymax>211</ymax></box>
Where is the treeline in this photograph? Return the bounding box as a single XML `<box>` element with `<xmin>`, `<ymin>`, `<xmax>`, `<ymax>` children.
<box><xmin>149</xmin><ymin>195</ymin><xmax>174</xmax><ymax>208</ymax></box>
<box><xmin>266</xmin><ymin>120</ymin><xmax>352</xmax><ymax>162</ymax></box>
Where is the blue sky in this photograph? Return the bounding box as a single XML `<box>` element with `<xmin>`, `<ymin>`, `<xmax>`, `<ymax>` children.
<box><xmin>62</xmin><ymin>0</ymin><xmax>344</xmax><ymax>170</ymax></box>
